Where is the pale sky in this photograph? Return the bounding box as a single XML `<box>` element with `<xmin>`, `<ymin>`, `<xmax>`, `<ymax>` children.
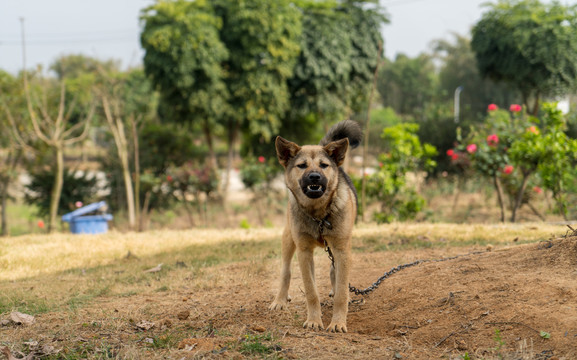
<box><xmin>0</xmin><ymin>0</ymin><xmax>574</xmax><ymax>75</ymax></box>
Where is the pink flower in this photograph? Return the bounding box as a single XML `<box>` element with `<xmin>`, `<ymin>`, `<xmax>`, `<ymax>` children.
<box><xmin>488</xmin><ymin>104</ymin><xmax>498</xmax><ymax>111</ymax></box>
<box><xmin>503</xmin><ymin>165</ymin><xmax>514</xmax><ymax>175</ymax></box>
<box><xmin>509</xmin><ymin>104</ymin><xmax>522</xmax><ymax>112</ymax></box>
<box><xmin>487</xmin><ymin>134</ymin><xmax>499</xmax><ymax>146</ymax></box>
<box><xmin>446</xmin><ymin>149</ymin><xmax>455</xmax><ymax>156</ymax></box>
<box><xmin>533</xmin><ymin>186</ymin><xmax>543</xmax><ymax>194</ymax></box>
<box><xmin>75</xmin><ymin>201</ymin><xmax>83</xmax><ymax>208</ymax></box>
<box><xmin>451</xmin><ymin>154</ymin><xmax>459</xmax><ymax>161</ymax></box>
<box><xmin>466</xmin><ymin>144</ymin><xmax>477</xmax><ymax>154</ymax></box>
<box><xmin>527</xmin><ymin>126</ymin><xmax>539</xmax><ymax>135</ymax></box>
<box><xmin>258</xmin><ymin>156</ymin><xmax>265</xmax><ymax>163</ymax></box>
<box><xmin>167</xmin><ymin>175</ymin><xmax>173</xmax><ymax>182</ymax></box>
<box><xmin>37</xmin><ymin>220</ymin><xmax>45</xmax><ymax>229</ymax></box>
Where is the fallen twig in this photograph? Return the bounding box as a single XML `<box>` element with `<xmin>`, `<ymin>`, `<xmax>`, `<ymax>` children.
<box><xmin>485</xmin><ymin>321</ymin><xmax>539</xmax><ymax>334</ymax></box>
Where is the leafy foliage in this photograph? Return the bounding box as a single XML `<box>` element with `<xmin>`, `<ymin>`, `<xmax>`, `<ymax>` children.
<box><xmin>140</xmin><ymin>0</ymin><xmax>230</xmax><ymax>150</ymax></box>
<box><xmin>25</xmin><ymin>169</ymin><xmax>104</xmax><ymax>218</ymax></box>
<box><xmin>239</xmin><ymin>156</ymin><xmax>279</xmax><ymax>191</ymax></box>
<box><xmin>451</xmin><ymin>102</ymin><xmax>577</xmax><ymax>221</ymax></box>
<box><xmin>365</xmin><ymin>123</ymin><xmax>437</xmax><ymax>223</ymax></box>
<box><xmin>378</xmin><ymin>54</ymin><xmax>437</xmax><ymax>116</ymax></box>
<box><xmin>471</xmin><ymin>0</ymin><xmax>577</xmax><ymax>112</ymax></box>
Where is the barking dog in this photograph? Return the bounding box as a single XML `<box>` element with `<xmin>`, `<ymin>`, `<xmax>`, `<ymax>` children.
<box><xmin>269</xmin><ymin>120</ymin><xmax>362</xmax><ymax>333</ymax></box>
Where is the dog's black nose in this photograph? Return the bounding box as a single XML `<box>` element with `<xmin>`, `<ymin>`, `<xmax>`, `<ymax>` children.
<box><xmin>308</xmin><ymin>172</ymin><xmax>322</xmax><ymax>181</ymax></box>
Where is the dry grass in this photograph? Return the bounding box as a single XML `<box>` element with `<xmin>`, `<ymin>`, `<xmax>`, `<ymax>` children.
<box><xmin>0</xmin><ymin>228</ymin><xmax>280</xmax><ymax>281</ymax></box>
<box><xmin>0</xmin><ymin>223</ymin><xmax>564</xmax><ymax>282</ymax></box>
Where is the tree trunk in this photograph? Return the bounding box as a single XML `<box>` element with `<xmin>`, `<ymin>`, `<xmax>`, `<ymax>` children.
<box><xmin>0</xmin><ymin>150</ymin><xmax>21</xmax><ymax>236</ymax></box>
<box><xmin>49</xmin><ymin>146</ymin><xmax>65</xmax><ymax>233</ymax></box>
<box><xmin>202</xmin><ymin>121</ymin><xmax>217</xmax><ymax>170</ymax></box>
<box><xmin>222</xmin><ymin>119</ymin><xmax>239</xmax><ymax>202</ymax></box>
<box><xmin>1</xmin><ymin>179</ymin><xmax>8</xmax><ymax>236</ymax></box>
<box><xmin>131</xmin><ymin>115</ymin><xmax>142</xmax><ymax>231</ymax></box>
<box><xmin>102</xmin><ymin>96</ymin><xmax>136</xmax><ymax>229</ymax></box>
<box><xmin>531</xmin><ymin>92</ymin><xmax>540</xmax><ymax>116</ymax></box>
<box><xmin>493</xmin><ymin>175</ymin><xmax>506</xmax><ymax>223</ymax></box>
<box><xmin>510</xmin><ymin>170</ymin><xmax>532</xmax><ymax>223</ymax></box>
<box><xmin>120</xmin><ymin>151</ymin><xmax>136</xmax><ymax>229</ymax></box>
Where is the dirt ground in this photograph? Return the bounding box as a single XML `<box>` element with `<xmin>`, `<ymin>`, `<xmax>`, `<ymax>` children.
<box><xmin>2</xmin><ymin>229</ymin><xmax>576</xmax><ymax>359</ymax></box>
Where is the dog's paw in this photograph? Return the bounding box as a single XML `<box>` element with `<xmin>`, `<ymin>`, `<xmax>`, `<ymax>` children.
<box><xmin>303</xmin><ymin>319</ymin><xmax>324</xmax><ymax>331</ymax></box>
<box><xmin>269</xmin><ymin>300</ymin><xmax>288</xmax><ymax>311</ymax></box>
<box><xmin>326</xmin><ymin>321</ymin><xmax>347</xmax><ymax>333</ymax></box>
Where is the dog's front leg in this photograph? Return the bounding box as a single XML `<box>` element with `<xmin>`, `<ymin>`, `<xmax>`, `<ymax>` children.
<box><xmin>326</xmin><ymin>245</ymin><xmax>350</xmax><ymax>333</ymax></box>
<box><xmin>270</xmin><ymin>228</ymin><xmax>296</xmax><ymax>310</ymax></box>
<box><xmin>297</xmin><ymin>247</ymin><xmax>323</xmax><ymax>330</ymax></box>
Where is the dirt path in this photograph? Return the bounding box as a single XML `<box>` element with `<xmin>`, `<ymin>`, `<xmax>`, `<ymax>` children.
<box><xmin>1</xmin><ymin>235</ymin><xmax>576</xmax><ymax>359</ymax></box>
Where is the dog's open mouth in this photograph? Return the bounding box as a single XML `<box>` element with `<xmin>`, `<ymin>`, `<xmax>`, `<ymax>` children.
<box><xmin>303</xmin><ymin>184</ymin><xmax>326</xmax><ymax>198</ymax></box>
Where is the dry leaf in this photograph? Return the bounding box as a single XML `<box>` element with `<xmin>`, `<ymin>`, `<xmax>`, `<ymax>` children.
<box><xmin>177</xmin><ymin>310</ymin><xmax>190</xmax><ymax>321</ymax></box>
<box><xmin>143</xmin><ymin>264</ymin><xmax>163</xmax><ymax>273</ymax></box>
<box><xmin>251</xmin><ymin>325</ymin><xmax>266</xmax><ymax>333</ymax></box>
<box><xmin>10</xmin><ymin>312</ymin><xmax>35</xmax><ymax>326</ymax></box>
<box><xmin>135</xmin><ymin>320</ymin><xmax>155</xmax><ymax>331</ymax></box>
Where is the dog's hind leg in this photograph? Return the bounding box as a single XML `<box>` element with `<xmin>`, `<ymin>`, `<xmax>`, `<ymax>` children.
<box><xmin>269</xmin><ymin>227</ymin><xmax>296</xmax><ymax>311</ymax></box>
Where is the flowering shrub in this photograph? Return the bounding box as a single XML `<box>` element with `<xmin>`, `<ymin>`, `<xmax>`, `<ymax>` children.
<box><xmin>448</xmin><ymin>102</ymin><xmax>577</xmax><ymax>221</ymax></box>
<box><xmin>239</xmin><ymin>156</ymin><xmax>279</xmax><ymax>191</ymax></box>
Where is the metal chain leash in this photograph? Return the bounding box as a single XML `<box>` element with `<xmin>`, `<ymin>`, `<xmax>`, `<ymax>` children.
<box><xmin>347</xmin><ymin>250</ymin><xmax>488</xmax><ymax>296</ymax></box>
<box><xmin>324</xmin><ymin>239</ymin><xmax>486</xmax><ymax>296</ymax></box>
<box><xmin>312</xmin><ymin>214</ymin><xmax>487</xmax><ymax>297</ymax></box>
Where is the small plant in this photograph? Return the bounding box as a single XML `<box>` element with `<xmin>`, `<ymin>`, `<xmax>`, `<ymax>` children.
<box><xmin>238</xmin><ymin>333</ymin><xmax>281</xmax><ymax>356</ymax></box>
<box><xmin>365</xmin><ymin>123</ymin><xmax>437</xmax><ymax>223</ymax></box>
<box><xmin>493</xmin><ymin>329</ymin><xmax>506</xmax><ymax>359</ymax></box>
<box><xmin>539</xmin><ymin>330</ymin><xmax>551</xmax><ymax>339</ymax></box>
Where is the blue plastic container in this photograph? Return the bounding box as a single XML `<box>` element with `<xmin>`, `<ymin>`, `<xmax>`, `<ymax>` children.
<box><xmin>62</xmin><ymin>201</ymin><xmax>113</xmax><ymax>234</ymax></box>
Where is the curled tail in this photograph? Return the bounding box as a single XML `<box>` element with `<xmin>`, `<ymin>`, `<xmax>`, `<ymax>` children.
<box><xmin>319</xmin><ymin>120</ymin><xmax>363</xmax><ymax>149</ymax></box>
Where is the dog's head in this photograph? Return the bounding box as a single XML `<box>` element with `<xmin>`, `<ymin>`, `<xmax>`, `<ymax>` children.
<box><xmin>275</xmin><ymin>136</ymin><xmax>349</xmax><ymax>200</ymax></box>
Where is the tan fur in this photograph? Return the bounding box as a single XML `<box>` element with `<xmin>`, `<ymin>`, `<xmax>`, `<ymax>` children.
<box><xmin>270</xmin><ymin>136</ymin><xmax>357</xmax><ymax>333</ymax></box>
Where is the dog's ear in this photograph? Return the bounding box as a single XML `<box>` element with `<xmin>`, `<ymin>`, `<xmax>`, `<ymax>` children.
<box><xmin>275</xmin><ymin>136</ymin><xmax>301</xmax><ymax>168</ymax></box>
<box><xmin>323</xmin><ymin>138</ymin><xmax>349</xmax><ymax>167</ymax></box>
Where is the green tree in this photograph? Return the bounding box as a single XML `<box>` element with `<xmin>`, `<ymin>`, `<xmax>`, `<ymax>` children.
<box><xmin>284</xmin><ymin>4</ymin><xmax>353</xmax><ymax>142</ymax></box>
<box><xmin>434</xmin><ymin>34</ymin><xmax>521</xmax><ymax>123</ymax></box>
<box><xmin>20</xmin><ymin>70</ymin><xmax>95</xmax><ymax>233</ymax></box>
<box><xmin>377</xmin><ymin>53</ymin><xmax>437</xmax><ymax>116</ymax></box>
<box><xmin>50</xmin><ymin>54</ymin><xmax>120</xmax><ymax>80</ymax></box>
<box><xmin>342</xmin><ymin>0</ymin><xmax>387</xmax><ymax>113</ymax></box>
<box><xmin>471</xmin><ymin>0</ymin><xmax>577</xmax><ymax>115</ymax></box>
<box><xmin>215</xmin><ymin>0</ymin><xmax>302</xmax><ymax>155</ymax></box>
<box><xmin>140</xmin><ymin>0</ymin><xmax>229</xmax><ymax>169</ymax></box>
<box><xmin>281</xmin><ymin>0</ymin><xmax>387</xmax><ymax>148</ymax></box>
<box><xmin>98</xmin><ymin>69</ymin><xmax>156</xmax><ymax>230</ymax></box>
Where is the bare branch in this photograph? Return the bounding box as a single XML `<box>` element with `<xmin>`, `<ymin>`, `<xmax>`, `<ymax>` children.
<box><xmin>63</xmin><ymin>101</ymin><xmax>95</xmax><ymax>146</ymax></box>
<box><xmin>53</xmin><ymin>81</ymin><xmax>66</xmax><ymax>140</ymax></box>
<box><xmin>22</xmin><ymin>71</ymin><xmax>52</xmax><ymax>145</ymax></box>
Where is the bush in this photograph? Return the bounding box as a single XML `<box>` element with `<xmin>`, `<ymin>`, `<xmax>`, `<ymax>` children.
<box><xmin>25</xmin><ymin>168</ymin><xmax>105</xmax><ymax>218</ymax></box>
<box><xmin>449</xmin><ymin>102</ymin><xmax>577</xmax><ymax>221</ymax></box>
<box><xmin>366</xmin><ymin>123</ymin><xmax>437</xmax><ymax>223</ymax></box>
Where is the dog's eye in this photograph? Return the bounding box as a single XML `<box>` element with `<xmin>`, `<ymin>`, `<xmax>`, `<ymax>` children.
<box><xmin>297</xmin><ymin>163</ymin><xmax>307</xmax><ymax>169</ymax></box>
<box><xmin>319</xmin><ymin>163</ymin><xmax>329</xmax><ymax>169</ymax></box>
